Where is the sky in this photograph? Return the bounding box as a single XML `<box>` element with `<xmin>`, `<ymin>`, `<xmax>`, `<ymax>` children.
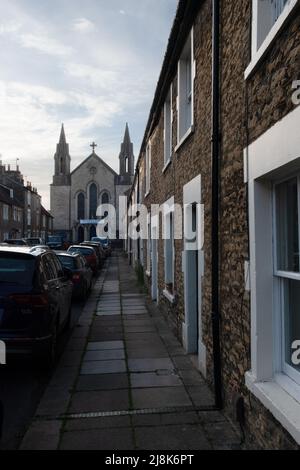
<box><xmin>0</xmin><ymin>0</ymin><xmax>178</xmax><ymax>209</ymax></box>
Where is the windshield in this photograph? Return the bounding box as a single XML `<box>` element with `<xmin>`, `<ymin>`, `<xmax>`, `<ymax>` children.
<box><xmin>48</xmin><ymin>236</ymin><xmax>61</xmax><ymax>243</ymax></box>
<box><xmin>68</xmin><ymin>247</ymin><xmax>93</xmax><ymax>256</ymax></box>
<box><xmin>92</xmin><ymin>237</ymin><xmax>108</xmax><ymax>245</ymax></box>
<box><xmin>0</xmin><ymin>254</ymin><xmax>35</xmax><ymax>286</ymax></box>
<box><xmin>57</xmin><ymin>255</ymin><xmax>76</xmax><ymax>269</ymax></box>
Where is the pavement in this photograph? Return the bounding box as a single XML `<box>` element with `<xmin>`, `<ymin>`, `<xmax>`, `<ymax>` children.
<box><xmin>20</xmin><ymin>251</ymin><xmax>241</xmax><ymax>450</ymax></box>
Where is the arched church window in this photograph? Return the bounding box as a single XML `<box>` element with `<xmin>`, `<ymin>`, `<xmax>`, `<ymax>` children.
<box><xmin>89</xmin><ymin>183</ymin><xmax>97</xmax><ymax>219</ymax></box>
<box><xmin>101</xmin><ymin>192</ymin><xmax>109</xmax><ymax>205</ymax></box>
<box><xmin>77</xmin><ymin>193</ymin><xmax>85</xmax><ymax>220</ymax></box>
<box><xmin>125</xmin><ymin>157</ymin><xmax>128</xmax><ymax>173</ymax></box>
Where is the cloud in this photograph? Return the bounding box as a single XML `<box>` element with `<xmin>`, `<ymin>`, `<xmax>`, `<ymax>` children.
<box><xmin>72</xmin><ymin>18</ymin><xmax>96</xmax><ymax>33</ymax></box>
<box><xmin>0</xmin><ymin>21</ymin><xmax>21</xmax><ymax>35</ymax></box>
<box><xmin>18</xmin><ymin>32</ymin><xmax>73</xmax><ymax>56</ymax></box>
<box><xmin>119</xmin><ymin>10</ymin><xmax>125</xmax><ymax>15</ymax></box>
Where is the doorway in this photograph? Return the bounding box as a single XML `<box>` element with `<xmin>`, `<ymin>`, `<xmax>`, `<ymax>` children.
<box><xmin>151</xmin><ymin>222</ymin><xmax>158</xmax><ymax>302</ymax></box>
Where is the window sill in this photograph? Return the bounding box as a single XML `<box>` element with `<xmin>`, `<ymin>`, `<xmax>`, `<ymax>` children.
<box><xmin>245</xmin><ymin>371</ymin><xmax>300</xmax><ymax>444</ymax></box>
<box><xmin>175</xmin><ymin>126</ymin><xmax>194</xmax><ymax>153</ymax></box>
<box><xmin>245</xmin><ymin>0</ymin><xmax>299</xmax><ymax>80</ymax></box>
<box><xmin>162</xmin><ymin>158</ymin><xmax>172</xmax><ymax>174</ymax></box>
<box><xmin>162</xmin><ymin>288</ymin><xmax>176</xmax><ymax>304</ymax></box>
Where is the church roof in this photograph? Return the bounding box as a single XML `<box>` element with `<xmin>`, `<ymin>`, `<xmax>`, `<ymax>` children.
<box><xmin>71</xmin><ymin>152</ymin><xmax>118</xmax><ymax>177</ymax></box>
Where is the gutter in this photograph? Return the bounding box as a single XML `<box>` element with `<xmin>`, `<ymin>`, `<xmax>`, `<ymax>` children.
<box><xmin>211</xmin><ymin>0</ymin><xmax>223</xmax><ymax>409</ymax></box>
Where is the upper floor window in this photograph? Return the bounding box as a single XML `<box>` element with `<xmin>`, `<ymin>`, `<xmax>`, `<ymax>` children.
<box><xmin>3</xmin><ymin>204</ymin><xmax>9</xmax><ymax>221</ymax></box>
<box><xmin>89</xmin><ymin>184</ymin><xmax>97</xmax><ymax>219</ymax></box>
<box><xmin>77</xmin><ymin>193</ymin><xmax>85</xmax><ymax>220</ymax></box>
<box><xmin>252</xmin><ymin>0</ymin><xmax>295</xmax><ymax>56</ymax></box>
<box><xmin>145</xmin><ymin>142</ymin><xmax>151</xmax><ymax>195</ymax></box>
<box><xmin>164</xmin><ymin>85</ymin><xmax>172</xmax><ymax>166</ymax></box>
<box><xmin>177</xmin><ymin>28</ymin><xmax>194</xmax><ymax>144</ymax></box>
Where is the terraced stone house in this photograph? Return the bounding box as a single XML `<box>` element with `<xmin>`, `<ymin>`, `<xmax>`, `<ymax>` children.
<box><xmin>127</xmin><ymin>0</ymin><xmax>300</xmax><ymax>449</ymax></box>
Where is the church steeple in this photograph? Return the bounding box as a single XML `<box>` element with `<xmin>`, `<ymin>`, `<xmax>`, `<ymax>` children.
<box><xmin>119</xmin><ymin>123</ymin><xmax>134</xmax><ymax>183</ymax></box>
<box><xmin>52</xmin><ymin>124</ymin><xmax>71</xmax><ymax>186</ymax></box>
<box><xmin>59</xmin><ymin>123</ymin><xmax>66</xmax><ymax>145</ymax></box>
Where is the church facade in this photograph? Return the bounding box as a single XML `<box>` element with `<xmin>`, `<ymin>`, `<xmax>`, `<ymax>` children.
<box><xmin>50</xmin><ymin>124</ymin><xmax>134</xmax><ymax>242</ymax></box>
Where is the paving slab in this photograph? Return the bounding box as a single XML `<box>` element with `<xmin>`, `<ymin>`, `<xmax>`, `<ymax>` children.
<box><xmin>81</xmin><ymin>359</ymin><xmax>126</xmax><ymax>375</ymax></box>
<box><xmin>130</xmin><ymin>372</ymin><xmax>182</xmax><ymax>388</ymax></box>
<box><xmin>186</xmin><ymin>385</ymin><xmax>215</xmax><ymax>407</ymax></box>
<box><xmin>64</xmin><ymin>415</ymin><xmax>131</xmax><ymax>432</ymax></box>
<box><xmin>127</xmin><ymin>348</ymin><xmax>169</xmax><ymax>359</ymax></box>
<box><xmin>76</xmin><ymin>373</ymin><xmax>129</xmax><ymax>391</ymax></box>
<box><xmin>132</xmin><ymin>411</ymin><xmax>199</xmax><ymax>427</ymax></box>
<box><xmin>84</xmin><ymin>349</ymin><xmax>125</xmax><ymax>361</ymax></box>
<box><xmin>20</xmin><ymin>420</ymin><xmax>62</xmax><ymax>450</ymax></box>
<box><xmin>60</xmin><ymin>428</ymin><xmax>134</xmax><ymax>450</ymax></box>
<box><xmin>128</xmin><ymin>358</ymin><xmax>174</xmax><ymax>372</ymax></box>
<box><xmin>135</xmin><ymin>424</ymin><xmax>211</xmax><ymax>450</ymax></box>
<box><xmin>132</xmin><ymin>386</ymin><xmax>192</xmax><ymax>409</ymax></box>
<box><xmin>87</xmin><ymin>340</ymin><xmax>124</xmax><ymax>350</ymax></box>
<box><xmin>69</xmin><ymin>389</ymin><xmax>130</xmax><ymax>413</ymax></box>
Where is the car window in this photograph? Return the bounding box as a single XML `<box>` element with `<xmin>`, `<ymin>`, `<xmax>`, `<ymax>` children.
<box><xmin>52</xmin><ymin>255</ymin><xmax>63</xmax><ymax>277</ymax></box>
<box><xmin>42</xmin><ymin>255</ymin><xmax>56</xmax><ymax>280</ymax></box>
<box><xmin>69</xmin><ymin>247</ymin><xmax>93</xmax><ymax>256</ymax></box>
<box><xmin>58</xmin><ymin>255</ymin><xmax>75</xmax><ymax>270</ymax></box>
<box><xmin>0</xmin><ymin>254</ymin><xmax>35</xmax><ymax>286</ymax></box>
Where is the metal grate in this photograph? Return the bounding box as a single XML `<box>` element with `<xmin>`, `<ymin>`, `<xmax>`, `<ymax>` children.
<box><xmin>36</xmin><ymin>405</ymin><xmax>216</xmax><ymax>422</ymax></box>
<box><xmin>62</xmin><ymin>405</ymin><xmax>216</xmax><ymax>421</ymax></box>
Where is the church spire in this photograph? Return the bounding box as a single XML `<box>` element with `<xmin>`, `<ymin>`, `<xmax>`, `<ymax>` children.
<box><xmin>52</xmin><ymin>124</ymin><xmax>71</xmax><ymax>186</ymax></box>
<box><xmin>123</xmin><ymin>122</ymin><xmax>130</xmax><ymax>145</ymax></box>
<box><xmin>119</xmin><ymin>123</ymin><xmax>134</xmax><ymax>183</ymax></box>
<box><xmin>59</xmin><ymin>123</ymin><xmax>66</xmax><ymax>145</ymax></box>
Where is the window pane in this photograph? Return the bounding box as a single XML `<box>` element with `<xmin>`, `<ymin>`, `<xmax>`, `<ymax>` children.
<box><xmin>275</xmin><ymin>178</ymin><xmax>299</xmax><ymax>272</ymax></box>
<box><xmin>283</xmin><ymin>279</ymin><xmax>300</xmax><ymax>374</ymax></box>
<box><xmin>78</xmin><ymin>193</ymin><xmax>85</xmax><ymax>220</ymax></box>
<box><xmin>89</xmin><ymin>184</ymin><xmax>97</xmax><ymax>219</ymax></box>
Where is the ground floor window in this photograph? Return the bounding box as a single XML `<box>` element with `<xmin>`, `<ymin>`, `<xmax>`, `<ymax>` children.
<box><xmin>274</xmin><ymin>176</ymin><xmax>300</xmax><ymax>384</ymax></box>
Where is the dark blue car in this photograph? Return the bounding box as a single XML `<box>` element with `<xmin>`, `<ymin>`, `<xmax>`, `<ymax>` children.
<box><xmin>0</xmin><ymin>246</ymin><xmax>73</xmax><ymax>368</ymax></box>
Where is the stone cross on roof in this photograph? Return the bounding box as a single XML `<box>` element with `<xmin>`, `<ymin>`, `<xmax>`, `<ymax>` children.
<box><xmin>90</xmin><ymin>142</ymin><xmax>97</xmax><ymax>153</ymax></box>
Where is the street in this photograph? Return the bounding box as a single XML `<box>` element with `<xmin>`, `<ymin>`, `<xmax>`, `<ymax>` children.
<box><xmin>0</xmin><ymin>297</ymin><xmax>86</xmax><ymax>450</ymax></box>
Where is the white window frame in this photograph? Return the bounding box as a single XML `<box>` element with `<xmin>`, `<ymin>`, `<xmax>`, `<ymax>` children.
<box><xmin>245</xmin><ymin>104</ymin><xmax>300</xmax><ymax>444</ymax></box>
<box><xmin>146</xmin><ymin>213</ymin><xmax>151</xmax><ymax>277</ymax></box>
<box><xmin>145</xmin><ymin>141</ymin><xmax>151</xmax><ymax>197</ymax></box>
<box><xmin>273</xmin><ymin>176</ymin><xmax>300</xmax><ymax>387</ymax></box>
<box><xmin>163</xmin><ymin>196</ymin><xmax>175</xmax><ymax>302</ymax></box>
<box><xmin>245</xmin><ymin>0</ymin><xmax>299</xmax><ymax>79</ymax></box>
<box><xmin>176</xmin><ymin>27</ymin><xmax>195</xmax><ymax>150</ymax></box>
<box><xmin>163</xmin><ymin>84</ymin><xmax>173</xmax><ymax>171</ymax></box>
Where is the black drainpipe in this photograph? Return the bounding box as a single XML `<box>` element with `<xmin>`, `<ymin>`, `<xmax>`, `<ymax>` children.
<box><xmin>211</xmin><ymin>0</ymin><xmax>223</xmax><ymax>410</ymax></box>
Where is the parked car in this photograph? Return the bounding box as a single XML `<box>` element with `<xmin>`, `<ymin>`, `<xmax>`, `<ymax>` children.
<box><xmin>56</xmin><ymin>251</ymin><xmax>93</xmax><ymax>300</ymax></box>
<box><xmin>0</xmin><ymin>246</ymin><xmax>73</xmax><ymax>368</ymax></box>
<box><xmin>91</xmin><ymin>237</ymin><xmax>112</xmax><ymax>256</ymax></box>
<box><xmin>25</xmin><ymin>237</ymin><xmax>44</xmax><ymax>246</ymax></box>
<box><xmin>80</xmin><ymin>241</ymin><xmax>104</xmax><ymax>267</ymax></box>
<box><xmin>46</xmin><ymin>235</ymin><xmax>64</xmax><ymax>250</ymax></box>
<box><xmin>3</xmin><ymin>238</ymin><xmax>28</xmax><ymax>246</ymax></box>
<box><xmin>67</xmin><ymin>245</ymin><xmax>99</xmax><ymax>274</ymax></box>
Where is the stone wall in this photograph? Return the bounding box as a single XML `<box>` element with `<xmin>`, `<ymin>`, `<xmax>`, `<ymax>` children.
<box><xmin>134</xmin><ymin>0</ymin><xmax>300</xmax><ymax>450</ymax></box>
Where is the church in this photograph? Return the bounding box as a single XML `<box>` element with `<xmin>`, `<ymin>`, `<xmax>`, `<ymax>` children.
<box><xmin>50</xmin><ymin>123</ymin><xmax>135</xmax><ymax>242</ymax></box>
